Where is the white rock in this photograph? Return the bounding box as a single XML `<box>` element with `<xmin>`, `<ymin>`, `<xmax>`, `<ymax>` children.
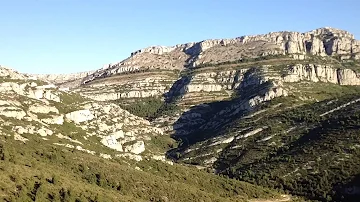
<box><xmin>283</xmin><ymin>64</ymin><xmax>360</xmax><ymax>85</ymax></box>
<box><xmin>44</xmin><ymin>90</ymin><xmax>61</xmax><ymax>102</ymax></box>
<box><xmin>37</xmin><ymin>128</ymin><xmax>54</xmax><ymax>137</ymax></box>
<box><xmin>116</xmin><ymin>153</ymin><xmax>143</xmax><ymax>161</ymax></box>
<box><xmin>56</xmin><ymin>133</ymin><xmax>83</xmax><ymax>145</ymax></box>
<box><xmin>14</xmin><ymin>134</ymin><xmax>28</xmax><ymax>143</ymax></box>
<box><xmin>13</xmin><ymin>125</ymin><xmax>36</xmax><ymax>134</ymax></box>
<box><xmin>0</xmin><ymin>107</ymin><xmax>26</xmax><ymax>119</ymax></box>
<box><xmin>41</xmin><ymin>115</ymin><xmax>64</xmax><ymax>125</ymax></box>
<box><xmin>203</xmin><ymin>157</ymin><xmax>217</xmax><ymax>165</ymax></box>
<box><xmin>100</xmin><ymin>153</ymin><xmax>112</xmax><ymax>159</ymax></box>
<box><xmin>100</xmin><ymin>130</ymin><xmax>124</xmax><ymax>152</ymax></box>
<box><xmin>209</xmin><ymin>136</ymin><xmax>234</xmax><ymax>146</ymax></box>
<box><xmin>152</xmin><ymin>155</ymin><xmax>174</xmax><ymax>165</ymax></box>
<box><xmin>29</xmin><ymin>105</ymin><xmax>59</xmax><ymax>114</ymax></box>
<box><xmin>76</xmin><ymin>146</ymin><xmax>95</xmax><ymax>155</ymax></box>
<box><xmin>236</xmin><ymin>128</ymin><xmax>264</xmax><ymax>139</ymax></box>
<box><xmin>35</xmin><ymin>84</ymin><xmax>56</xmax><ymax>89</ymax></box>
<box><xmin>98</xmin><ymin>123</ymin><xmax>111</xmax><ymax>131</ymax></box>
<box><xmin>65</xmin><ymin>109</ymin><xmax>94</xmax><ymax>123</ymax></box>
<box><xmin>124</xmin><ymin>141</ymin><xmax>145</xmax><ymax>154</ymax></box>
<box><xmin>0</xmin><ymin>100</ymin><xmax>21</xmax><ymax>106</ymax></box>
<box><xmin>65</xmin><ymin>144</ymin><xmax>75</xmax><ymax>148</ymax></box>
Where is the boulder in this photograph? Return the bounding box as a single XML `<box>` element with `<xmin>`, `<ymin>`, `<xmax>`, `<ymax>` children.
<box><xmin>37</xmin><ymin>128</ymin><xmax>54</xmax><ymax>137</ymax></box>
<box><xmin>100</xmin><ymin>130</ymin><xmax>124</xmax><ymax>152</ymax></box>
<box><xmin>65</xmin><ymin>109</ymin><xmax>94</xmax><ymax>123</ymax></box>
<box><xmin>124</xmin><ymin>141</ymin><xmax>145</xmax><ymax>154</ymax></box>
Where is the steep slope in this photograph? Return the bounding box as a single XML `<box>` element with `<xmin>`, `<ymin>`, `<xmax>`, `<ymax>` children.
<box><xmin>170</xmin><ymin>84</ymin><xmax>360</xmax><ymax>202</ymax></box>
<box><xmin>0</xmin><ymin>66</ymin><xmax>290</xmax><ymax>202</ymax></box>
<box><xmin>220</xmin><ymin>94</ymin><xmax>360</xmax><ymax>202</ymax></box>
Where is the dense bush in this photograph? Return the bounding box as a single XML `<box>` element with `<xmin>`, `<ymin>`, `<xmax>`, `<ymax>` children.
<box><xmin>116</xmin><ymin>97</ymin><xmax>180</xmax><ymax>120</ymax></box>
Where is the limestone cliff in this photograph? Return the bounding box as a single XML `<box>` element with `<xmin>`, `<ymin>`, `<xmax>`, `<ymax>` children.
<box><xmin>82</xmin><ymin>27</ymin><xmax>360</xmax><ymax>85</ymax></box>
<box><xmin>283</xmin><ymin>64</ymin><xmax>360</xmax><ymax>85</ymax></box>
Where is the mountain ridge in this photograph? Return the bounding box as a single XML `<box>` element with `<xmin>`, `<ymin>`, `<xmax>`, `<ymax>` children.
<box><xmin>2</xmin><ymin>26</ymin><xmax>360</xmax><ymax>201</ymax></box>
<box><xmin>24</xmin><ymin>27</ymin><xmax>359</xmax><ymax>86</ymax></box>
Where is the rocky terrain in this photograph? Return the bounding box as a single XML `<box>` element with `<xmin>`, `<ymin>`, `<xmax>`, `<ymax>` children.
<box><xmin>1</xmin><ymin>65</ymin><xmax>291</xmax><ymax>201</ymax></box>
<box><xmin>2</xmin><ymin>27</ymin><xmax>360</xmax><ymax>202</ymax></box>
<box><xmin>81</xmin><ymin>27</ymin><xmax>359</xmax><ymax>84</ymax></box>
<box><xmin>0</xmin><ymin>66</ymin><xmax>173</xmax><ymax>163</ymax></box>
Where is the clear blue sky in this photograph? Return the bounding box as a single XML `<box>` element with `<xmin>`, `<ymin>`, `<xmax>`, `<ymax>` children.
<box><xmin>1</xmin><ymin>0</ymin><xmax>359</xmax><ymax>74</ymax></box>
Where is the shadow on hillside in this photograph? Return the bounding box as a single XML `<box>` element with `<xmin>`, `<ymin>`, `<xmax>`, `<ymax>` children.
<box><xmin>164</xmin><ymin>74</ymin><xmax>193</xmax><ymax>103</ymax></box>
<box><xmin>286</xmin><ymin>112</ymin><xmax>360</xmax><ymax>156</ymax></box>
<box><xmin>166</xmin><ymin>68</ymin><xmax>274</xmax><ymax>160</ymax></box>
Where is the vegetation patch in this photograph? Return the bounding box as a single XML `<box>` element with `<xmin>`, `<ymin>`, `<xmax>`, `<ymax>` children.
<box><xmin>115</xmin><ymin>97</ymin><xmax>180</xmax><ymax>120</ymax></box>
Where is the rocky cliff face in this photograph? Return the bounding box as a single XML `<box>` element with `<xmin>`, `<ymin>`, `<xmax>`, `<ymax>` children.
<box><xmin>80</xmin><ymin>27</ymin><xmax>359</xmax><ymax>85</ymax></box>
<box><xmin>283</xmin><ymin>64</ymin><xmax>360</xmax><ymax>85</ymax></box>
<box><xmin>76</xmin><ymin>63</ymin><xmax>360</xmax><ymax>108</ymax></box>
<box><xmin>240</xmin><ymin>27</ymin><xmax>359</xmax><ymax>57</ymax></box>
<box><xmin>24</xmin><ymin>27</ymin><xmax>359</xmax><ymax>104</ymax></box>
<box><xmin>78</xmin><ymin>71</ymin><xmax>179</xmax><ymax>101</ymax></box>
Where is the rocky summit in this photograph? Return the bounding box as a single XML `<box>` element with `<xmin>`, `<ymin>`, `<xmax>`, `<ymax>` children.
<box><xmin>2</xmin><ymin>27</ymin><xmax>360</xmax><ymax>202</ymax></box>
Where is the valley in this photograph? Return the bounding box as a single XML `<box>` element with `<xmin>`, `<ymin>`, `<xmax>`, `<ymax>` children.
<box><xmin>1</xmin><ymin>27</ymin><xmax>360</xmax><ymax>201</ymax></box>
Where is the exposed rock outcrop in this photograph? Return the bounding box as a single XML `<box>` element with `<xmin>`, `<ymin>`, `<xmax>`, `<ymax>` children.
<box><xmin>100</xmin><ymin>130</ymin><xmax>125</xmax><ymax>152</ymax></box>
<box><xmin>283</xmin><ymin>64</ymin><xmax>360</xmax><ymax>85</ymax></box>
<box><xmin>0</xmin><ymin>82</ymin><xmax>60</xmax><ymax>102</ymax></box>
<box><xmin>0</xmin><ymin>65</ymin><xmax>28</xmax><ymax>80</ymax></box>
<box><xmin>0</xmin><ymin>107</ymin><xmax>26</xmax><ymax>119</ymax></box>
<box><xmin>29</xmin><ymin>104</ymin><xmax>59</xmax><ymax>114</ymax></box>
<box><xmin>65</xmin><ymin>109</ymin><xmax>95</xmax><ymax>123</ymax></box>
<box><xmin>41</xmin><ymin>115</ymin><xmax>64</xmax><ymax>125</ymax></box>
<box><xmin>124</xmin><ymin>141</ymin><xmax>145</xmax><ymax>154</ymax></box>
<box><xmin>82</xmin><ymin>27</ymin><xmax>360</xmax><ymax>85</ymax></box>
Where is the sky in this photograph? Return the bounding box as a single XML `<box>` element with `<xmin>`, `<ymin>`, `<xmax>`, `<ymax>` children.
<box><xmin>1</xmin><ymin>0</ymin><xmax>359</xmax><ymax>74</ymax></box>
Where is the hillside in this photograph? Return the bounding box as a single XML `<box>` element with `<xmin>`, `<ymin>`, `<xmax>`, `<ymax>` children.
<box><xmin>0</xmin><ymin>66</ymin><xmax>290</xmax><ymax>202</ymax></box>
<box><xmin>3</xmin><ymin>27</ymin><xmax>360</xmax><ymax>202</ymax></box>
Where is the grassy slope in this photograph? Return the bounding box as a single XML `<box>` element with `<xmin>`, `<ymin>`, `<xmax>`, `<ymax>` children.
<box><xmin>0</xmin><ymin>136</ymin><xmax>279</xmax><ymax>202</ymax></box>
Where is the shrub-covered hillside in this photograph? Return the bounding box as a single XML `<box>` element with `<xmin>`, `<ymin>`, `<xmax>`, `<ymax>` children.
<box><xmin>0</xmin><ymin>137</ymin><xmax>281</xmax><ymax>202</ymax></box>
<box><xmin>172</xmin><ymin>83</ymin><xmax>360</xmax><ymax>202</ymax></box>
